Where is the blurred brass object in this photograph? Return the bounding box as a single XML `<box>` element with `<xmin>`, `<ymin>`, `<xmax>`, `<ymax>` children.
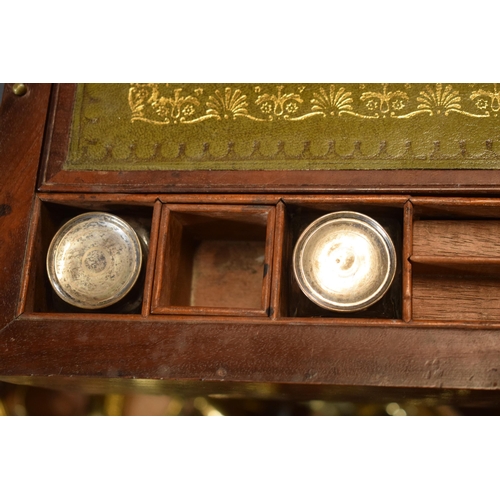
<box><xmin>163</xmin><ymin>397</ymin><xmax>183</xmax><ymax>416</ymax></box>
<box><xmin>0</xmin><ymin>399</ymin><xmax>7</xmax><ymax>416</ymax></box>
<box><xmin>386</xmin><ymin>402</ymin><xmax>407</xmax><ymax>416</ymax></box>
<box><xmin>12</xmin><ymin>83</ymin><xmax>27</xmax><ymax>96</ymax></box>
<box><xmin>194</xmin><ymin>397</ymin><xmax>224</xmax><ymax>416</ymax></box>
<box><xmin>103</xmin><ymin>394</ymin><xmax>125</xmax><ymax>416</ymax></box>
<box><xmin>293</xmin><ymin>211</ymin><xmax>396</xmax><ymax>312</ymax></box>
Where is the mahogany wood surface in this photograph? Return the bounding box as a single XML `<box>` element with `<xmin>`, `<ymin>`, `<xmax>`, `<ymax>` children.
<box><xmin>190</xmin><ymin>241</ymin><xmax>265</xmax><ymax>309</ymax></box>
<box><xmin>270</xmin><ymin>201</ymin><xmax>287</xmax><ymax>319</ymax></box>
<box><xmin>410</xmin><ymin>256</ymin><xmax>500</xmax><ymax>276</ymax></box>
<box><xmin>413</xmin><ymin>274</ymin><xmax>500</xmax><ymax>322</ymax></box>
<box><xmin>141</xmin><ymin>201</ymin><xmax>162</xmax><ymax>317</ymax></box>
<box><xmin>3</xmin><ymin>84</ymin><xmax>500</xmax><ymax>400</ymax></box>
<box><xmin>412</xmin><ymin>197</ymin><xmax>500</xmax><ymax>218</ymax></box>
<box><xmin>413</xmin><ymin>220</ymin><xmax>500</xmax><ymax>258</ymax></box>
<box><xmin>0</xmin><ymin>84</ymin><xmax>52</xmax><ymax>329</ymax></box>
<box><xmin>1</xmin><ymin>316</ymin><xmax>500</xmax><ymax>391</ymax></box>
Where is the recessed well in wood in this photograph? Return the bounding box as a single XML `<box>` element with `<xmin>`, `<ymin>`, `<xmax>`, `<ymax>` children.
<box><xmin>281</xmin><ymin>199</ymin><xmax>405</xmax><ymax>319</ymax></box>
<box><xmin>152</xmin><ymin>204</ymin><xmax>275</xmax><ymax>316</ymax></box>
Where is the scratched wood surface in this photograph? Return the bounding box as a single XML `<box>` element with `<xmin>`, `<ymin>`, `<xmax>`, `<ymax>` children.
<box><xmin>0</xmin><ymin>84</ymin><xmax>52</xmax><ymax>329</ymax></box>
<box><xmin>2</xmin><ymin>317</ymin><xmax>500</xmax><ymax>392</ymax></box>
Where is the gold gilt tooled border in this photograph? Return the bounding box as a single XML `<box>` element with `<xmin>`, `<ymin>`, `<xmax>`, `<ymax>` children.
<box><xmin>65</xmin><ymin>83</ymin><xmax>500</xmax><ymax>171</ymax></box>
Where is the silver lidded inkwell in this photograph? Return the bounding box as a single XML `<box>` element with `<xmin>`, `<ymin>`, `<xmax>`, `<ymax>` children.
<box><xmin>293</xmin><ymin>211</ymin><xmax>396</xmax><ymax>312</ymax></box>
<box><xmin>46</xmin><ymin>212</ymin><xmax>144</xmax><ymax>310</ymax></box>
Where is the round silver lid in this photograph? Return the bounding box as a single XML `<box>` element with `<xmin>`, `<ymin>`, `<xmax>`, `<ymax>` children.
<box><xmin>46</xmin><ymin>212</ymin><xmax>142</xmax><ymax>309</ymax></box>
<box><xmin>293</xmin><ymin>211</ymin><xmax>397</xmax><ymax>312</ymax></box>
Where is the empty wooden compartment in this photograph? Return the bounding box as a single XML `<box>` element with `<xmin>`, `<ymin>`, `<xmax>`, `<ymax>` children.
<box><xmin>152</xmin><ymin>204</ymin><xmax>276</xmax><ymax>316</ymax></box>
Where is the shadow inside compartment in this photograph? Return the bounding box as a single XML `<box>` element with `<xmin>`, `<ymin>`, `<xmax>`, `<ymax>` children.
<box><xmin>285</xmin><ymin>204</ymin><xmax>403</xmax><ymax>319</ymax></box>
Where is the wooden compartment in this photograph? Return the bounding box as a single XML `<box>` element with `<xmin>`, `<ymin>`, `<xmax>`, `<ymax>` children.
<box><xmin>19</xmin><ymin>194</ymin><xmax>159</xmax><ymax>316</ymax></box>
<box><xmin>151</xmin><ymin>204</ymin><xmax>276</xmax><ymax>316</ymax></box>
<box><xmin>274</xmin><ymin>196</ymin><xmax>407</xmax><ymax>319</ymax></box>
<box><xmin>410</xmin><ymin>198</ymin><xmax>500</xmax><ymax>322</ymax></box>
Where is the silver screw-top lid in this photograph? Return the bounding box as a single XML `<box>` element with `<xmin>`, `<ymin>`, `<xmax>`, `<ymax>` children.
<box><xmin>293</xmin><ymin>211</ymin><xmax>397</xmax><ymax>312</ymax></box>
<box><xmin>46</xmin><ymin>212</ymin><xmax>142</xmax><ymax>309</ymax></box>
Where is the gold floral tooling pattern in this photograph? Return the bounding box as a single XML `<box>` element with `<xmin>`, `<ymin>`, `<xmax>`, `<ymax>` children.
<box><xmin>128</xmin><ymin>83</ymin><xmax>499</xmax><ymax>124</ymax></box>
<box><xmin>65</xmin><ymin>83</ymin><xmax>500</xmax><ymax>171</ymax></box>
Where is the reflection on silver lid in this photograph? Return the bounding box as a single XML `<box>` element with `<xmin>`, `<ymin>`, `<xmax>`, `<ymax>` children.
<box><xmin>46</xmin><ymin>212</ymin><xmax>142</xmax><ymax>309</ymax></box>
<box><xmin>293</xmin><ymin>211</ymin><xmax>396</xmax><ymax>312</ymax></box>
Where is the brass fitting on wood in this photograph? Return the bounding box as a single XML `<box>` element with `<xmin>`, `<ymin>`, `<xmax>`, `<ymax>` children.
<box><xmin>12</xmin><ymin>83</ymin><xmax>27</xmax><ymax>96</ymax></box>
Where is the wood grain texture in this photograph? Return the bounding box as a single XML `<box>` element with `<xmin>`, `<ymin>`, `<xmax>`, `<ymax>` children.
<box><xmin>413</xmin><ymin>274</ymin><xmax>500</xmax><ymax>321</ymax></box>
<box><xmin>413</xmin><ymin>220</ymin><xmax>500</xmax><ymax>258</ymax></box>
<box><xmin>190</xmin><ymin>241</ymin><xmax>265</xmax><ymax>309</ymax></box>
<box><xmin>43</xmin><ymin>168</ymin><xmax>500</xmax><ymax>194</ymax></box>
<box><xmin>0</xmin><ymin>84</ymin><xmax>52</xmax><ymax>330</ymax></box>
<box><xmin>270</xmin><ymin>201</ymin><xmax>286</xmax><ymax>319</ymax></box>
<box><xmin>1</xmin><ymin>317</ymin><xmax>500</xmax><ymax>391</ymax></box>
<box><xmin>17</xmin><ymin>197</ymin><xmax>43</xmax><ymax>315</ymax></box>
<box><xmin>282</xmin><ymin>195</ymin><xmax>409</xmax><ymax>208</ymax></box>
<box><xmin>412</xmin><ymin>196</ymin><xmax>500</xmax><ymax>219</ymax></box>
<box><xmin>141</xmin><ymin>200</ymin><xmax>162</xmax><ymax>317</ymax></box>
<box><xmin>411</xmin><ymin>256</ymin><xmax>500</xmax><ymax>276</ymax></box>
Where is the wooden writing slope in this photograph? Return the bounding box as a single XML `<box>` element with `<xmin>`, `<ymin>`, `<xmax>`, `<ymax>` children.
<box><xmin>2</xmin><ymin>83</ymin><xmax>500</xmax><ymax>403</ymax></box>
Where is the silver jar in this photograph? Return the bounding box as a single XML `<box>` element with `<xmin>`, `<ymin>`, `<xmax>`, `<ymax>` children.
<box><xmin>47</xmin><ymin>212</ymin><xmax>146</xmax><ymax>311</ymax></box>
<box><xmin>293</xmin><ymin>211</ymin><xmax>397</xmax><ymax>312</ymax></box>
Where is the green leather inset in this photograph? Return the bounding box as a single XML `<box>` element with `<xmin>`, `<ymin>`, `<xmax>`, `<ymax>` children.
<box><xmin>65</xmin><ymin>83</ymin><xmax>500</xmax><ymax>171</ymax></box>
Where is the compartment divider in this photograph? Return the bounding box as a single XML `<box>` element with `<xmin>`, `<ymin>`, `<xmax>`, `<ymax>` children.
<box><xmin>402</xmin><ymin>200</ymin><xmax>413</xmax><ymax>322</ymax></box>
<box><xmin>270</xmin><ymin>201</ymin><xmax>287</xmax><ymax>320</ymax></box>
<box><xmin>17</xmin><ymin>196</ymin><xmax>43</xmax><ymax>316</ymax></box>
<box><xmin>141</xmin><ymin>200</ymin><xmax>163</xmax><ymax>317</ymax></box>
